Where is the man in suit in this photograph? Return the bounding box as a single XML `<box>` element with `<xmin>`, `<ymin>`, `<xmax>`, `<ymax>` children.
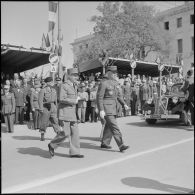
<box><xmin>96</xmin><ymin>66</ymin><xmax>129</xmax><ymax>152</ymax></box>
<box><xmin>38</xmin><ymin>77</ymin><xmax>60</xmax><ymax>141</ymax></box>
<box><xmin>1</xmin><ymin>85</ymin><xmax>15</xmax><ymax>133</ymax></box>
<box><xmin>48</xmin><ymin>68</ymin><xmax>84</xmax><ymax>158</ymax></box>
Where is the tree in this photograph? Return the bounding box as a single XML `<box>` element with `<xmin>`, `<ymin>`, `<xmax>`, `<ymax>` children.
<box><xmin>76</xmin><ymin>2</ymin><xmax>171</xmax><ymax>64</ymax></box>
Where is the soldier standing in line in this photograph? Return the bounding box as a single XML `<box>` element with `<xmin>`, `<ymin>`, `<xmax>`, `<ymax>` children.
<box><xmin>48</xmin><ymin>68</ymin><xmax>84</xmax><ymax>158</ymax></box>
<box><xmin>38</xmin><ymin>77</ymin><xmax>60</xmax><ymax>141</ymax></box>
<box><xmin>96</xmin><ymin>66</ymin><xmax>129</xmax><ymax>152</ymax></box>
<box><xmin>1</xmin><ymin>85</ymin><xmax>15</xmax><ymax>133</ymax></box>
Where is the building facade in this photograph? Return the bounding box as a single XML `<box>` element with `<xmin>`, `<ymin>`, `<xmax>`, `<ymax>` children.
<box><xmin>156</xmin><ymin>1</ymin><xmax>194</xmax><ymax>75</ymax></box>
<box><xmin>71</xmin><ymin>2</ymin><xmax>194</xmax><ymax>75</ymax></box>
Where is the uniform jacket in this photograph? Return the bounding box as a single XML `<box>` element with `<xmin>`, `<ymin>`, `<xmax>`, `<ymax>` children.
<box><xmin>1</xmin><ymin>92</ymin><xmax>16</xmax><ymax>114</ymax></box>
<box><xmin>77</xmin><ymin>91</ymin><xmax>88</xmax><ymax>108</ymax></box>
<box><xmin>58</xmin><ymin>79</ymin><xmax>78</xmax><ymax>121</ymax></box>
<box><xmin>38</xmin><ymin>86</ymin><xmax>57</xmax><ymax>114</ymax></box>
<box><xmin>30</xmin><ymin>91</ymin><xmax>40</xmax><ymax>110</ymax></box>
<box><xmin>97</xmin><ymin>77</ymin><xmax>125</xmax><ymax>115</ymax></box>
<box><xmin>12</xmin><ymin>87</ymin><xmax>26</xmax><ymax>107</ymax></box>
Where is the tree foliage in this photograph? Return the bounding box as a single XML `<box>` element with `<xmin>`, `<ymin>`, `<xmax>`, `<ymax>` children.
<box><xmin>76</xmin><ymin>2</ymin><xmax>171</xmax><ymax>64</ymax></box>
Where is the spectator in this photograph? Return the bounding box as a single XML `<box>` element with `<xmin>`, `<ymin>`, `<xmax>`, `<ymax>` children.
<box><xmin>77</xmin><ymin>83</ymin><xmax>88</xmax><ymax>123</ymax></box>
<box><xmin>12</xmin><ymin>80</ymin><xmax>26</xmax><ymax>124</ymax></box>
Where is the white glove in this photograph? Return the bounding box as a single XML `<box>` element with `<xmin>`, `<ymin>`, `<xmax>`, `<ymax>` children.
<box><xmin>100</xmin><ymin>110</ymin><xmax>106</xmax><ymax>119</ymax></box>
<box><xmin>76</xmin><ymin>96</ymin><xmax>81</xmax><ymax>104</ymax></box>
<box><xmin>124</xmin><ymin>104</ymin><xmax>129</xmax><ymax>110</ymax></box>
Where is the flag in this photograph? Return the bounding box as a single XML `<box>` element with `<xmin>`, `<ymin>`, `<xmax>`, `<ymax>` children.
<box><xmin>48</xmin><ymin>1</ymin><xmax>58</xmax><ymax>32</ymax></box>
<box><xmin>41</xmin><ymin>33</ymin><xmax>46</xmax><ymax>49</ymax></box>
<box><xmin>45</xmin><ymin>33</ymin><xmax>50</xmax><ymax>47</ymax></box>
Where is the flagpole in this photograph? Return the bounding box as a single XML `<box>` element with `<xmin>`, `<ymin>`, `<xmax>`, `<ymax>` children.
<box><xmin>58</xmin><ymin>1</ymin><xmax>62</xmax><ymax>79</ymax></box>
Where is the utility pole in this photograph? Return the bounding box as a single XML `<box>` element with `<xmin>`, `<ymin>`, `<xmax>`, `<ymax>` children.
<box><xmin>58</xmin><ymin>1</ymin><xmax>62</xmax><ymax>79</ymax></box>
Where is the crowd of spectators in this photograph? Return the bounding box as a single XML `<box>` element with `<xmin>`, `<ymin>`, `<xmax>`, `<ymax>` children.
<box><xmin>1</xmin><ymin>71</ymin><xmax>185</xmax><ymax>132</ymax></box>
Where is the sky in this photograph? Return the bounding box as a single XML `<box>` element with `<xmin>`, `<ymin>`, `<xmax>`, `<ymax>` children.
<box><xmin>1</xmin><ymin>1</ymin><xmax>184</xmax><ymax>69</ymax></box>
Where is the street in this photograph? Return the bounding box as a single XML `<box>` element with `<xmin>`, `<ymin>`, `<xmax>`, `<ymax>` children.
<box><xmin>1</xmin><ymin>116</ymin><xmax>194</xmax><ymax>194</ymax></box>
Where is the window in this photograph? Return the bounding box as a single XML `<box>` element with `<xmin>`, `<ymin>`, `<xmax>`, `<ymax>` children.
<box><xmin>164</xmin><ymin>21</ymin><xmax>169</xmax><ymax>30</ymax></box>
<box><xmin>177</xmin><ymin>17</ymin><xmax>182</xmax><ymax>28</ymax></box>
<box><xmin>86</xmin><ymin>44</ymin><xmax>88</xmax><ymax>48</ymax></box>
<box><xmin>177</xmin><ymin>39</ymin><xmax>183</xmax><ymax>53</ymax></box>
<box><xmin>192</xmin><ymin>37</ymin><xmax>194</xmax><ymax>51</ymax></box>
<box><xmin>190</xmin><ymin>14</ymin><xmax>194</xmax><ymax>24</ymax></box>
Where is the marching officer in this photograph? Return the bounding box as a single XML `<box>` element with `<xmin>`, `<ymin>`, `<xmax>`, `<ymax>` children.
<box><xmin>1</xmin><ymin>85</ymin><xmax>15</xmax><ymax>133</ymax></box>
<box><xmin>38</xmin><ymin>77</ymin><xmax>60</xmax><ymax>141</ymax></box>
<box><xmin>48</xmin><ymin>68</ymin><xmax>84</xmax><ymax>158</ymax></box>
<box><xmin>96</xmin><ymin>66</ymin><xmax>129</xmax><ymax>152</ymax></box>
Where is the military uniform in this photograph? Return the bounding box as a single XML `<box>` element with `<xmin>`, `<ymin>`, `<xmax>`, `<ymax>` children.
<box><xmin>49</xmin><ymin>68</ymin><xmax>84</xmax><ymax>158</ymax></box>
<box><xmin>97</xmin><ymin>66</ymin><xmax>129</xmax><ymax>152</ymax></box>
<box><xmin>1</xmin><ymin>85</ymin><xmax>15</xmax><ymax>133</ymax></box>
<box><xmin>38</xmin><ymin>77</ymin><xmax>60</xmax><ymax>141</ymax></box>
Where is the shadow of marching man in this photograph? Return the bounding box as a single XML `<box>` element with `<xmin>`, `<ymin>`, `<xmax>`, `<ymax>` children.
<box><xmin>121</xmin><ymin>177</ymin><xmax>194</xmax><ymax>194</ymax></box>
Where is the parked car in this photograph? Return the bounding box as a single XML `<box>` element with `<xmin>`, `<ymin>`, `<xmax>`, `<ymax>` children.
<box><xmin>141</xmin><ymin>83</ymin><xmax>190</xmax><ymax>125</ymax></box>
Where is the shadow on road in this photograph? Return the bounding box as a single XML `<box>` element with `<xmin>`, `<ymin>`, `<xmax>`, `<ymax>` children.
<box><xmin>121</xmin><ymin>177</ymin><xmax>193</xmax><ymax>194</ymax></box>
<box><xmin>59</xmin><ymin>141</ymin><xmax>118</xmax><ymax>153</ymax></box>
<box><xmin>12</xmin><ymin>135</ymin><xmax>52</xmax><ymax>141</ymax></box>
<box><xmin>16</xmin><ymin>147</ymin><xmax>70</xmax><ymax>159</ymax></box>
<box><xmin>80</xmin><ymin>136</ymin><xmax>101</xmax><ymax>142</ymax></box>
<box><xmin>126</xmin><ymin>120</ymin><xmax>194</xmax><ymax>131</ymax></box>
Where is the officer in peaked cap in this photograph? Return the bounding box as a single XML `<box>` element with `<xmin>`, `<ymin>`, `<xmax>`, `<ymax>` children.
<box><xmin>38</xmin><ymin>75</ymin><xmax>60</xmax><ymax>141</ymax></box>
<box><xmin>96</xmin><ymin>66</ymin><xmax>130</xmax><ymax>152</ymax></box>
<box><xmin>48</xmin><ymin>67</ymin><xmax>84</xmax><ymax>158</ymax></box>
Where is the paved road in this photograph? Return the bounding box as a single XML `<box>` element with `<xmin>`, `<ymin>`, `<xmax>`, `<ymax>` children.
<box><xmin>1</xmin><ymin>116</ymin><xmax>194</xmax><ymax>193</ymax></box>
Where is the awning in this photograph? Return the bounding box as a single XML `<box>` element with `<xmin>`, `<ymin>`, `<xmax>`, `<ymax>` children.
<box><xmin>78</xmin><ymin>58</ymin><xmax>103</xmax><ymax>73</ymax></box>
<box><xmin>1</xmin><ymin>44</ymin><xmax>50</xmax><ymax>74</ymax></box>
<box><xmin>107</xmin><ymin>57</ymin><xmax>181</xmax><ymax>77</ymax></box>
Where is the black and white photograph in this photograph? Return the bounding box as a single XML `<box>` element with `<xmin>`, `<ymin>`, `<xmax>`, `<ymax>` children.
<box><xmin>1</xmin><ymin>1</ymin><xmax>194</xmax><ymax>193</ymax></box>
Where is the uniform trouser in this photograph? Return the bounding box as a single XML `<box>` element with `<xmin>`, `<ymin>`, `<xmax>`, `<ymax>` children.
<box><xmin>91</xmin><ymin>107</ymin><xmax>98</xmax><ymax>122</ymax></box>
<box><xmin>39</xmin><ymin>107</ymin><xmax>60</xmax><ymax>134</ymax></box>
<box><xmin>50</xmin><ymin>121</ymin><xmax>81</xmax><ymax>155</ymax></box>
<box><xmin>85</xmin><ymin>101</ymin><xmax>91</xmax><ymax>121</ymax></box>
<box><xmin>77</xmin><ymin>107</ymin><xmax>86</xmax><ymax>123</ymax></box>
<box><xmin>25</xmin><ymin>103</ymin><xmax>31</xmax><ymax>121</ymax></box>
<box><xmin>101</xmin><ymin>115</ymin><xmax>124</xmax><ymax>148</ymax></box>
<box><xmin>32</xmin><ymin>109</ymin><xmax>40</xmax><ymax>129</ymax></box>
<box><xmin>131</xmin><ymin>98</ymin><xmax>137</xmax><ymax>115</ymax></box>
<box><xmin>15</xmin><ymin>106</ymin><xmax>24</xmax><ymax>124</ymax></box>
<box><xmin>4</xmin><ymin>113</ymin><xmax>14</xmax><ymax>132</ymax></box>
<box><xmin>141</xmin><ymin>100</ymin><xmax>146</xmax><ymax>113</ymax></box>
